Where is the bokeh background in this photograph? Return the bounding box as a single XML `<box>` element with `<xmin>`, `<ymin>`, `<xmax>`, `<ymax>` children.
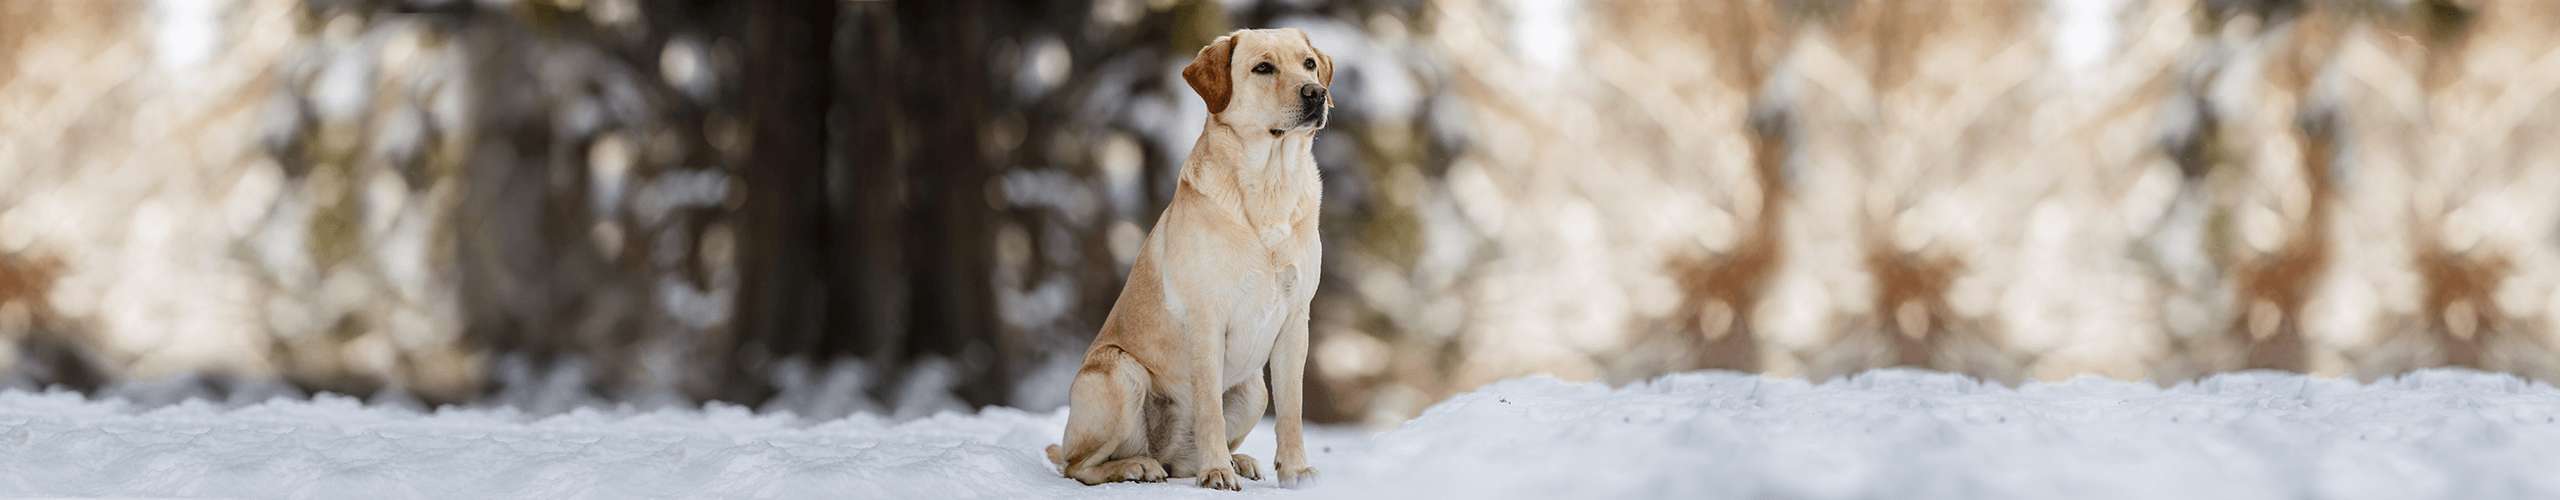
<box><xmin>6</xmin><ymin>0</ymin><xmax>2560</xmax><ymax>426</ymax></box>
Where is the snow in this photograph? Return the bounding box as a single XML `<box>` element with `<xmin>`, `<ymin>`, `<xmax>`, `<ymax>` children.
<box><xmin>3</xmin><ymin>369</ymin><xmax>2558</xmax><ymax>499</ymax></box>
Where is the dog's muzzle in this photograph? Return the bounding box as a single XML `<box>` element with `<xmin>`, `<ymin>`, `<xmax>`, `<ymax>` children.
<box><xmin>1296</xmin><ymin>84</ymin><xmax>1329</xmax><ymax>128</ymax></box>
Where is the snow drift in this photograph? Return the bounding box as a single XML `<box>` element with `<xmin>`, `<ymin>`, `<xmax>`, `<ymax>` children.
<box><xmin>2</xmin><ymin>369</ymin><xmax>2556</xmax><ymax>499</ymax></box>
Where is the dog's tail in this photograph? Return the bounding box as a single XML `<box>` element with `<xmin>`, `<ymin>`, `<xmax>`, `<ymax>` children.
<box><xmin>1045</xmin><ymin>444</ymin><xmax>1066</xmax><ymax>470</ymax></box>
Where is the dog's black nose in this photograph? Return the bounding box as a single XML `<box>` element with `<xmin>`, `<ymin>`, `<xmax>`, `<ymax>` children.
<box><xmin>1300</xmin><ymin>84</ymin><xmax>1326</xmax><ymax>101</ymax></box>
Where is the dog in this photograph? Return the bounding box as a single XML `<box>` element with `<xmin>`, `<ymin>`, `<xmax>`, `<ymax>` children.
<box><xmin>1044</xmin><ymin>28</ymin><xmax>1333</xmax><ymax>491</ymax></box>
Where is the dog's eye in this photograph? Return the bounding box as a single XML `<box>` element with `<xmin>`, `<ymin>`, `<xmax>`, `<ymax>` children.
<box><xmin>1252</xmin><ymin>62</ymin><xmax>1275</xmax><ymax>75</ymax></box>
<box><xmin>1304</xmin><ymin>58</ymin><xmax>1317</xmax><ymax>70</ymax></box>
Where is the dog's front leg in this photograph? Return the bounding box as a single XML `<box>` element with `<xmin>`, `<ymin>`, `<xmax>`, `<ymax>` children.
<box><xmin>1188</xmin><ymin>330</ymin><xmax>1242</xmax><ymax>490</ymax></box>
<box><xmin>1272</xmin><ymin>308</ymin><xmax>1317</xmax><ymax>487</ymax></box>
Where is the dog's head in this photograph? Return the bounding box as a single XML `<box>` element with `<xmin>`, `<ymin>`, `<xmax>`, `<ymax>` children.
<box><xmin>1184</xmin><ymin>28</ymin><xmax>1333</xmax><ymax>137</ymax></box>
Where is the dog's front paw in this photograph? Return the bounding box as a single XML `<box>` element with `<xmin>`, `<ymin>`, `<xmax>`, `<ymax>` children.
<box><xmin>1197</xmin><ymin>467</ymin><xmax>1243</xmax><ymax>491</ymax></box>
<box><xmin>1230</xmin><ymin>454</ymin><xmax>1262</xmax><ymax>481</ymax></box>
<box><xmin>1276</xmin><ymin>463</ymin><xmax>1318</xmax><ymax>488</ymax></box>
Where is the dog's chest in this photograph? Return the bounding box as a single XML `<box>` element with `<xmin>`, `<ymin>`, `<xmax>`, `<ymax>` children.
<box><xmin>1218</xmin><ymin>241</ymin><xmax>1315</xmax><ymax>386</ymax></box>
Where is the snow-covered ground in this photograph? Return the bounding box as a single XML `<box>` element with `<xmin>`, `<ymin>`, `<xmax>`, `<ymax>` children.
<box><xmin>3</xmin><ymin>369</ymin><xmax>2558</xmax><ymax>499</ymax></box>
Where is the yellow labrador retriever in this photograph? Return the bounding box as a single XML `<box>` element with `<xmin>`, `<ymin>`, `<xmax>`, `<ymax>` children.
<box><xmin>1044</xmin><ymin>28</ymin><xmax>1332</xmax><ymax>491</ymax></box>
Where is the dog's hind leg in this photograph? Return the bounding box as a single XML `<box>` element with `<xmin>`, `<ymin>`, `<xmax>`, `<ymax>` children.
<box><xmin>1055</xmin><ymin>346</ymin><xmax>1163</xmax><ymax>484</ymax></box>
<box><xmin>1222</xmin><ymin>372</ymin><xmax>1269</xmax><ymax>480</ymax></box>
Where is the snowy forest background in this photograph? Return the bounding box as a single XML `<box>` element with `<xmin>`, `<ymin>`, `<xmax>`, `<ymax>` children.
<box><xmin>6</xmin><ymin>0</ymin><xmax>2560</xmax><ymax>427</ymax></box>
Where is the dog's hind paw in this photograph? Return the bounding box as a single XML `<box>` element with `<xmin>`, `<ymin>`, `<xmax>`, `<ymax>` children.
<box><xmin>1198</xmin><ymin>467</ymin><xmax>1242</xmax><ymax>491</ymax></box>
<box><xmin>1230</xmin><ymin>453</ymin><xmax>1262</xmax><ymax>481</ymax></box>
<box><xmin>1111</xmin><ymin>457</ymin><xmax>1168</xmax><ymax>483</ymax></box>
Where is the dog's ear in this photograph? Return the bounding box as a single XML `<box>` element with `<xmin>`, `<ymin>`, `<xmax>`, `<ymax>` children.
<box><xmin>1296</xmin><ymin>29</ymin><xmax>1333</xmax><ymax>87</ymax></box>
<box><xmin>1183</xmin><ymin>33</ymin><xmax>1239</xmax><ymax>114</ymax></box>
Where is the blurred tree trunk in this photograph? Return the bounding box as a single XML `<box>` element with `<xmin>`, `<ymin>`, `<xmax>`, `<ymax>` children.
<box><xmin>890</xmin><ymin>0</ymin><xmax>1010</xmax><ymax>406</ymax></box>
<box><xmin>836</xmin><ymin>1</ymin><xmax>911</xmax><ymax>373</ymax></box>
<box><xmin>736</xmin><ymin>0</ymin><xmax>840</xmax><ymax>402</ymax></box>
<box><xmin>727</xmin><ymin>0</ymin><xmax>1013</xmax><ymax>408</ymax></box>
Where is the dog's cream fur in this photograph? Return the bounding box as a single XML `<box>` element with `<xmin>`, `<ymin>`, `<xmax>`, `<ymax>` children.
<box><xmin>1044</xmin><ymin>28</ymin><xmax>1333</xmax><ymax>491</ymax></box>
